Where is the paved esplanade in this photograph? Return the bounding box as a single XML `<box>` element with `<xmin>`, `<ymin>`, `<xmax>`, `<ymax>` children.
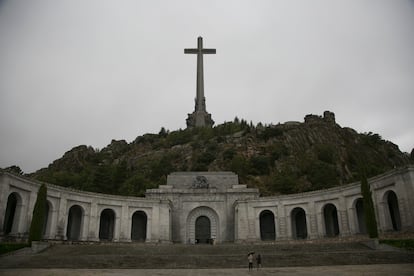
<box><xmin>1</xmin><ymin>265</ymin><xmax>414</xmax><ymax>276</ymax></box>
<box><xmin>185</xmin><ymin>36</ymin><xmax>215</xmax><ymax>128</ymax></box>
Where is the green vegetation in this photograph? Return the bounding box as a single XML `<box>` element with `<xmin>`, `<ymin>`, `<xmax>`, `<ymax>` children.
<box><xmin>0</xmin><ymin>243</ymin><xmax>28</xmax><ymax>255</ymax></box>
<box><xmin>27</xmin><ymin>116</ymin><xmax>411</xmax><ymax>197</ymax></box>
<box><xmin>29</xmin><ymin>184</ymin><xmax>47</xmax><ymax>244</ymax></box>
<box><xmin>380</xmin><ymin>239</ymin><xmax>414</xmax><ymax>250</ymax></box>
<box><xmin>360</xmin><ymin>170</ymin><xmax>378</xmax><ymax>239</ymax></box>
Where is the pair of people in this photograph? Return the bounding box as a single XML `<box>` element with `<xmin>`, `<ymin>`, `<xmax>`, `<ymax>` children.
<box><xmin>248</xmin><ymin>253</ymin><xmax>262</xmax><ymax>271</ymax></box>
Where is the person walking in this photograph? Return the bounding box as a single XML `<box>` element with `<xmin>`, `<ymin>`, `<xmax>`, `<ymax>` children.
<box><xmin>248</xmin><ymin>252</ymin><xmax>254</xmax><ymax>271</ymax></box>
<box><xmin>256</xmin><ymin>254</ymin><xmax>262</xmax><ymax>270</ymax></box>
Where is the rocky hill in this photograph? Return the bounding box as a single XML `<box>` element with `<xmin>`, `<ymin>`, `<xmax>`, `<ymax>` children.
<box><xmin>28</xmin><ymin>111</ymin><xmax>412</xmax><ymax>196</ymax></box>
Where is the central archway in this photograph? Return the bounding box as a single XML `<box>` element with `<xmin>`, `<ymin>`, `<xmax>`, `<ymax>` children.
<box><xmin>187</xmin><ymin>207</ymin><xmax>219</xmax><ymax>244</ymax></box>
<box><xmin>195</xmin><ymin>216</ymin><xmax>211</xmax><ymax>243</ymax></box>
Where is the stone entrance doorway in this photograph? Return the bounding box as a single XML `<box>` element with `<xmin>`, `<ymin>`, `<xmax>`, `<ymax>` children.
<box><xmin>186</xmin><ymin>207</ymin><xmax>219</xmax><ymax>244</ymax></box>
<box><xmin>195</xmin><ymin>216</ymin><xmax>211</xmax><ymax>243</ymax></box>
<box><xmin>67</xmin><ymin>205</ymin><xmax>83</xmax><ymax>240</ymax></box>
<box><xmin>99</xmin><ymin>208</ymin><xmax>115</xmax><ymax>241</ymax></box>
<box><xmin>3</xmin><ymin>192</ymin><xmax>20</xmax><ymax>235</ymax></box>
<box><xmin>323</xmin><ymin>204</ymin><xmax>339</xmax><ymax>237</ymax></box>
<box><xmin>355</xmin><ymin>198</ymin><xmax>367</xmax><ymax>234</ymax></box>
<box><xmin>386</xmin><ymin>191</ymin><xmax>401</xmax><ymax>231</ymax></box>
<box><xmin>291</xmin><ymin>207</ymin><xmax>307</xmax><ymax>239</ymax></box>
<box><xmin>260</xmin><ymin>210</ymin><xmax>276</xmax><ymax>241</ymax></box>
<box><xmin>131</xmin><ymin>211</ymin><xmax>147</xmax><ymax>242</ymax></box>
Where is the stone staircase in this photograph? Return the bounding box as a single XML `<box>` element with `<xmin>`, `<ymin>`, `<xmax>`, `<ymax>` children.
<box><xmin>1</xmin><ymin>240</ymin><xmax>413</xmax><ymax>269</ymax></box>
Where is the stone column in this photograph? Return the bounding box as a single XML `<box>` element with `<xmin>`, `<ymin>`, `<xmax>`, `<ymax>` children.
<box><xmin>47</xmin><ymin>200</ymin><xmax>59</xmax><ymax>239</ymax></box>
<box><xmin>148</xmin><ymin>206</ymin><xmax>157</xmax><ymax>242</ymax></box>
<box><xmin>0</xmin><ymin>180</ymin><xmax>9</xmax><ymax>234</ymax></box>
<box><xmin>347</xmin><ymin>204</ymin><xmax>357</xmax><ymax>234</ymax></box>
<box><xmin>308</xmin><ymin>202</ymin><xmax>318</xmax><ymax>239</ymax></box>
<box><xmin>119</xmin><ymin>204</ymin><xmax>130</xmax><ymax>242</ymax></box>
<box><xmin>81</xmin><ymin>204</ymin><xmax>90</xmax><ymax>241</ymax></box>
<box><xmin>339</xmin><ymin>197</ymin><xmax>350</xmax><ymax>236</ymax></box>
<box><xmin>246</xmin><ymin>204</ymin><xmax>257</xmax><ymax>241</ymax></box>
<box><xmin>88</xmin><ymin>201</ymin><xmax>99</xmax><ymax>241</ymax></box>
<box><xmin>114</xmin><ymin>210</ymin><xmax>121</xmax><ymax>242</ymax></box>
<box><xmin>277</xmin><ymin>204</ymin><xmax>288</xmax><ymax>240</ymax></box>
<box><xmin>55</xmin><ymin>195</ymin><xmax>67</xmax><ymax>240</ymax></box>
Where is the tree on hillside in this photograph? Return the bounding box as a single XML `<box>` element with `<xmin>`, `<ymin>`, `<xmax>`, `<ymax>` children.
<box><xmin>29</xmin><ymin>184</ymin><xmax>47</xmax><ymax>244</ymax></box>
<box><xmin>360</xmin><ymin>169</ymin><xmax>378</xmax><ymax>239</ymax></box>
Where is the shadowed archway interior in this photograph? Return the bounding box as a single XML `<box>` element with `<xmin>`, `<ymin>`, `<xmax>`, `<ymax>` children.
<box><xmin>67</xmin><ymin>205</ymin><xmax>83</xmax><ymax>241</ymax></box>
<box><xmin>99</xmin><ymin>208</ymin><xmax>115</xmax><ymax>241</ymax></box>
<box><xmin>195</xmin><ymin>216</ymin><xmax>211</xmax><ymax>244</ymax></box>
<box><xmin>387</xmin><ymin>191</ymin><xmax>401</xmax><ymax>231</ymax></box>
<box><xmin>291</xmin><ymin>207</ymin><xmax>307</xmax><ymax>239</ymax></box>
<box><xmin>260</xmin><ymin>210</ymin><xmax>276</xmax><ymax>241</ymax></box>
<box><xmin>131</xmin><ymin>211</ymin><xmax>147</xmax><ymax>242</ymax></box>
<box><xmin>3</xmin><ymin>193</ymin><xmax>19</xmax><ymax>234</ymax></box>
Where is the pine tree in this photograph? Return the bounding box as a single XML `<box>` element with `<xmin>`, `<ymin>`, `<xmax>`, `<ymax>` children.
<box><xmin>360</xmin><ymin>170</ymin><xmax>379</xmax><ymax>238</ymax></box>
<box><xmin>28</xmin><ymin>184</ymin><xmax>47</xmax><ymax>244</ymax></box>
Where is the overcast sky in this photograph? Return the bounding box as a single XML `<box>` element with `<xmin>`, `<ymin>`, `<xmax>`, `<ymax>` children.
<box><xmin>1</xmin><ymin>0</ymin><xmax>413</xmax><ymax>173</ymax></box>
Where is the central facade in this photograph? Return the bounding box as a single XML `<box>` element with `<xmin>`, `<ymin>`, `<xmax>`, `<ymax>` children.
<box><xmin>146</xmin><ymin>172</ymin><xmax>258</xmax><ymax>243</ymax></box>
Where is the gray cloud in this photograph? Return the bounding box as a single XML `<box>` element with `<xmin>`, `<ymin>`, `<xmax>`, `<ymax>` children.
<box><xmin>1</xmin><ymin>0</ymin><xmax>413</xmax><ymax>173</ymax></box>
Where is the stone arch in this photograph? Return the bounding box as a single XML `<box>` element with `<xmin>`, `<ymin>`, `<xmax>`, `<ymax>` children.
<box><xmin>187</xmin><ymin>206</ymin><xmax>219</xmax><ymax>244</ymax></box>
<box><xmin>195</xmin><ymin>216</ymin><xmax>211</xmax><ymax>243</ymax></box>
<box><xmin>131</xmin><ymin>211</ymin><xmax>147</xmax><ymax>242</ymax></box>
<box><xmin>384</xmin><ymin>190</ymin><xmax>401</xmax><ymax>231</ymax></box>
<box><xmin>291</xmin><ymin>207</ymin><xmax>307</xmax><ymax>239</ymax></box>
<box><xmin>3</xmin><ymin>192</ymin><xmax>23</xmax><ymax>235</ymax></box>
<box><xmin>67</xmin><ymin>204</ymin><xmax>83</xmax><ymax>241</ymax></box>
<box><xmin>42</xmin><ymin>200</ymin><xmax>53</xmax><ymax>237</ymax></box>
<box><xmin>354</xmin><ymin>198</ymin><xmax>367</xmax><ymax>234</ymax></box>
<box><xmin>323</xmin><ymin>203</ymin><xmax>339</xmax><ymax>237</ymax></box>
<box><xmin>259</xmin><ymin>210</ymin><xmax>276</xmax><ymax>241</ymax></box>
<box><xmin>99</xmin><ymin>208</ymin><xmax>116</xmax><ymax>241</ymax></box>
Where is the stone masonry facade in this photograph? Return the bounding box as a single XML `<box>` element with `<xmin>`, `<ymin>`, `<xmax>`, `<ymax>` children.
<box><xmin>0</xmin><ymin>166</ymin><xmax>413</xmax><ymax>243</ymax></box>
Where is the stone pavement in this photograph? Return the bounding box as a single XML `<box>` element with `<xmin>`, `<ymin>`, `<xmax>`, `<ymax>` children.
<box><xmin>1</xmin><ymin>264</ymin><xmax>414</xmax><ymax>276</ymax></box>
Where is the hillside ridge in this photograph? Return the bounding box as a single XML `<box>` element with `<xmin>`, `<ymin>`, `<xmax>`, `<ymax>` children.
<box><xmin>7</xmin><ymin>111</ymin><xmax>410</xmax><ymax>196</ymax></box>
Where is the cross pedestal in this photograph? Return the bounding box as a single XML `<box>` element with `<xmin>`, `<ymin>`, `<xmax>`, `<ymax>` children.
<box><xmin>185</xmin><ymin>37</ymin><xmax>215</xmax><ymax>128</ymax></box>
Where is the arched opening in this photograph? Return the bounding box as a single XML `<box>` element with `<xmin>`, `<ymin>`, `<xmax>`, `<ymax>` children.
<box><xmin>99</xmin><ymin>208</ymin><xmax>115</xmax><ymax>241</ymax></box>
<box><xmin>387</xmin><ymin>191</ymin><xmax>401</xmax><ymax>231</ymax></box>
<box><xmin>187</xmin><ymin>207</ymin><xmax>219</xmax><ymax>244</ymax></box>
<box><xmin>131</xmin><ymin>211</ymin><xmax>147</xmax><ymax>242</ymax></box>
<box><xmin>42</xmin><ymin>201</ymin><xmax>51</xmax><ymax>237</ymax></box>
<box><xmin>67</xmin><ymin>205</ymin><xmax>83</xmax><ymax>241</ymax></box>
<box><xmin>195</xmin><ymin>216</ymin><xmax>211</xmax><ymax>244</ymax></box>
<box><xmin>259</xmin><ymin>210</ymin><xmax>276</xmax><ymax>241</ymax></box>
<box><xmin>291</xmin><ymin>207</ymin><xmax>307</xmax><ymax>239</ymax></box>
<box><xmin>3</xmin><ymin>193</ymin><xmax>20</xmax><ymax>235</ymax></box>
<box><xmin>355</xmin><ymin>198</ymin><xmax>367</xmax><ymax>234</ymax></box>
<box><xmin>323</xmin><ymin>203</ymin><xmax>339</xmax><ymax>237</ymax></box>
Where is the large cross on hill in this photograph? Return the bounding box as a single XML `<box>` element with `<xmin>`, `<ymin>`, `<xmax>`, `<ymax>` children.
<box><xmin>185</xmin><ymin>37</ymin><xmax>215</xmax><ymax>128</ymax></box>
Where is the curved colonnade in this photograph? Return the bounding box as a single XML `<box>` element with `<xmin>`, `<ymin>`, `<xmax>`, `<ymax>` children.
<box><xmin>1</xmin><ymin>166</ymin><xmax>413</xmax><ymax>243</ymax></box>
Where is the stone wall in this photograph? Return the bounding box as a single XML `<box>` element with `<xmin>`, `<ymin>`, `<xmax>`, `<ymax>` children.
<box><xmin>1</xmin><ymin>166</ymin><xmax>413</xmax><ymax>244</ymax></box>
<box><xmin>235</xmin><ymin>166</ymin><xmax>414</xmax><ymax>242</ymax></box>
<box><xmin>0</xmin><ymin>173</ymin><xmax>171</xmax><ymax>243</ymax></box>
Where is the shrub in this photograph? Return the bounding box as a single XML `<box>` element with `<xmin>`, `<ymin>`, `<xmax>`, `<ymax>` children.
<box><xmin>28</xmin><ymin>184</ymin><xmax>47</xmax><ymax>244</ymax></box>
<box><xmin>360</xmin><ymin>170</ymin><xmax>378</xmax><ymax>238</ymax></box>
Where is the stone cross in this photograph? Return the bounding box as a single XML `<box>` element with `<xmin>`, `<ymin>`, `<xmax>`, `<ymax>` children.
<box><xmin>184</xmin><ymin>36</ymin><xmax>216</xmax><ymax>113</ymax></box>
